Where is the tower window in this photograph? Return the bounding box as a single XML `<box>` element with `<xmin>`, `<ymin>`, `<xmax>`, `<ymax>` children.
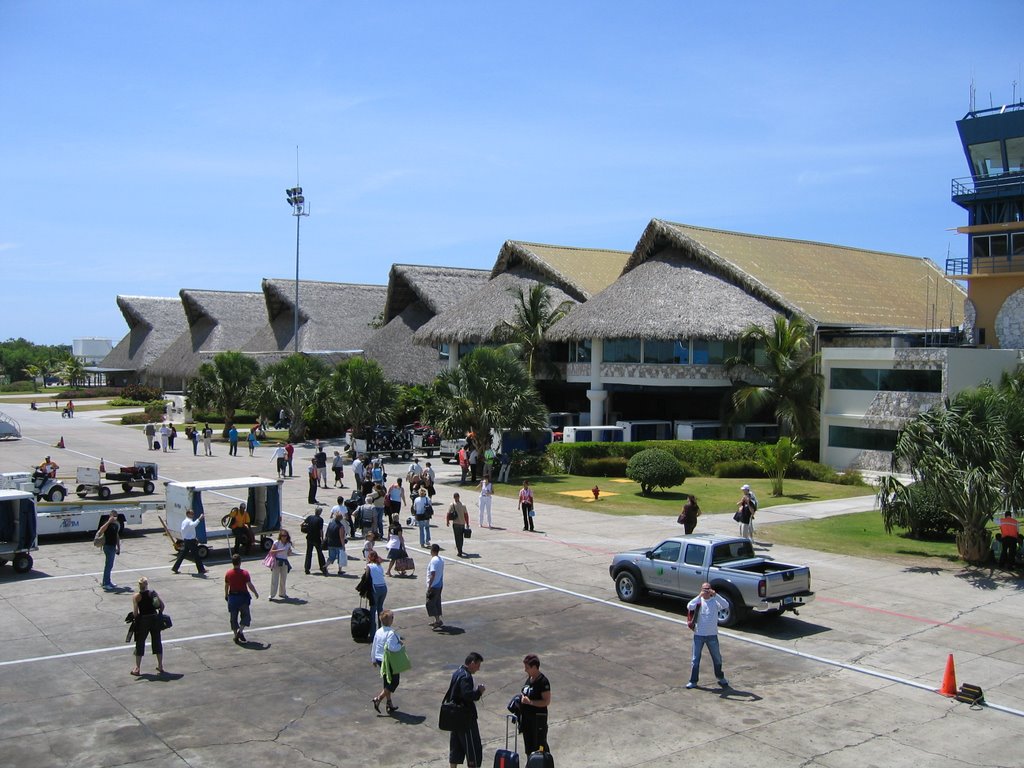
<box><xmin>969</xmin><ymin>140</ymin><xmax>1005</xmax><ymax>177</ymax></box>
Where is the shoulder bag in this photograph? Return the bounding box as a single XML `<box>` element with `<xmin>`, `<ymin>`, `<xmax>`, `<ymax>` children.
<box><xmin>262</xmin><ymin>551</ymin><xmax>276</xmax><ymax>568</ymax></box>
<box><xmin>438</xmin><ymin>672</ymin><xmax>472</xmax><ymax>732</ymax></box>
<box><xmin>93</xmin><ymin>530</ymin><xmax>105</xmax><ymax>548</ymax></box>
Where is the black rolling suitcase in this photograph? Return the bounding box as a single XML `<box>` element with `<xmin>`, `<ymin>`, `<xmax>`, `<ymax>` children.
<box><xmin>494</xmin><ymin>714</ymin><xmax>519</xmax><ymax>768</ymax></box>
<box><xmin>351</xmin><ymin>602</ymin><xmax>372</xmax><ymax>642</ymax></box>
<box><xmin>525</xmin><ymin>748</ymin><xmax>553</xmax><ymax>768</ymax></box>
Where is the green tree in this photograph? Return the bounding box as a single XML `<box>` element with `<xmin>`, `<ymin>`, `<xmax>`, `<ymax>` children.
<box><xmin>625</xmin><ymin>448</ymin><xmax>687</xmax><ymax>496</ymax></box>
<box><xmin>22</xmin><ymin>364</ymin><xmax>42</xmax><ymax>392</ymax></box>
<box><xmin>248</xmin><ymin>354</ymin><xmax>330</xmax><ymax>443</ymax></box>
<box><xmin>430</xmin><ymin>348</ymin><xmax>548</xmax><ymax>467</ymax></box>
<box><xmin>55</xmin><ymin>355</ymin><xmax>86</xmax><ymax>388</ymax></box>
<box><xmin>186</xmin><ymin>351</ymin><xmax>260</xmax><ymax>424</ymax></box>
<box><xmin>500</xmin><ymin>283</ymin><xmax>574</xmax><ymax>378</ymax></box>
<box><xmin>756</xmin><ymin>437</ymin><xmax>801</xmax><ymax>496</ymax></box>
<box><xmin>330</xmin><ymin>357</ymin><xmax>399</xmax><ymax>437</ymax></box>
<box><xmin>394</xmin><ymin>384</ymin><xmax>437</xmax><ymax>428</ymax></box>
<box><xmin>877</xmin><ymin>383</ymin><xmax>1024</xmax><ymax>564</ymax></box>
<box><xmin>725</xmin><ymin>314</ymin><xmax>823</xmax><ymax>442</ymax></box>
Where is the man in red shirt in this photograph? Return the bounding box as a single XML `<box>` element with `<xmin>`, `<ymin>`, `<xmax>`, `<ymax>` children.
<box><xmin>224</xmin><ymin>554</ymin><xmax>259</xmax><ymax>643</ymax></box>
<box><xmin>285</xmin><ymin>441</ymin><xmax>295</xmax><ymax>477</ymax></box>
<box><xmin>998</xmin><ymin>514</ymin><xmax>1020</xmax><ymax>568</ymax></box>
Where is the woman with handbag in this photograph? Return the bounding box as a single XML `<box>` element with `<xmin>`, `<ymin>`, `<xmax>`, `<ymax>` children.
<box><xmin>364</xmin><ymin>551</ymin><xmax>388</xmax><ymax>629</ymax></box>
<box><xmin>518</xmin><ymin>480</ymin><xmax>535</xmax><ymax>532</ymax></box>
<box><xmin>370</xmin><ymin>609</ymin><xmax>406</xmax><ymax>715</ymax></box>
<box><xmin>130</xmin><ymin>577</ymin><xmax>165</xmax><ymax>676</ymax></box>
<box><xmin>268</xmin><ymin>530</ymin><xmax>299</xmax><ymax>600</ymax></box>
<box><xmin>384</xmin><ymin>521</ymin><xmax>409</xmax><ymax>577</ymax></box>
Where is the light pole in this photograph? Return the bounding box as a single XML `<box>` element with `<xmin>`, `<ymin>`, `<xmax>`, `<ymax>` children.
<box><xmin>285</xmin><ymin>186</ymin><xmax>309</xmax><ymax>354</ymax></box>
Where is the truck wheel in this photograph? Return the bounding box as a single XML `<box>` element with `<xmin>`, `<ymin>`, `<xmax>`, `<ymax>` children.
<box><xmin>0</xmin><ymin>558</ymin><xmax>7</xmax><ymax>567</ymax></box>
<box><xmin>261</xmin><ymin>537</ymin><xmax>273</xmax><ymax>552</ymax></box>
<box><xmin>714</xmin><ymin>587</ymin><xmax>746</xmax><ymax>628</ymax></box>
<box><xmin>99</xmin><ymin>486</ymin><xmax>111</xmax><ymax>499</ymax></box>
<box><xmin>197</xmin><ymin>545</ymin><xmax>209</xmax><ymax>560</ymax></box>
<box><xmin>615</xmin><ymin>571</ymin><xmax>645</xmax><ymax>604</ymax></box>
<box><xmin>77</xmin><ymin>485</ymin><xmax>88</xmax><ymax>499</ymax></box>
<box><xmin>13</xmin><ymin>552</ymin><xmax>32</xmax><ymax>573</ymax></box>
<box><xmin>441</xmin><ymin>458</ymin><xmax>451</xmax><ymax>464</ymax></box>
<box><xmin>47</xmin><ymin>486</ymin><xmax>66</xmax><ymax>502</ymax></box>
<box><xmin>143</xmin><ymin>481</ymin><xmax>155</xmax><ymax>494</ymax></box>
<box><xmin>122</xmin><ymin>483</ymin><xmax>133</xmax><ymax>493</ymax></box>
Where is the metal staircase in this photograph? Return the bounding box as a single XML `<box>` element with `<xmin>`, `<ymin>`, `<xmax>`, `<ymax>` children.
<box><xmin>0</xmin><ymin>411</ymin><xmax>21</xmax><ymax>439</ymax></box>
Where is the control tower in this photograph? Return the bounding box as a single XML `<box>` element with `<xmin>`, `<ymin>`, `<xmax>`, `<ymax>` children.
<box><xmin>946</xmin><ymin>101</ymin><xmax>1024</xmax><ymax>347</ymax></box>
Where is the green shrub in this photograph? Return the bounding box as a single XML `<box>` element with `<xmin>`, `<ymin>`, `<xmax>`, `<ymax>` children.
<box><xmin>834</xmin><ymin>470</ymin><xmax>869</xmax><ymax>487</ymax></box>
<box><xmin>0</xmin><ymin>380</ymin><xmax>36</xmax><ymax>393</ymax></box>
<box><xmin>53</xmin><ymin>387</ymin><xmax>122</xmax><ymax>399</ymax></box>
<box><xmin>121</xmin><ymin>384</ymin><xmax>163</xmax><ymax>402</ymax></box>
<box><xmin>712</xmin><ymin>460</ymin><xmax>767</xmax><ymax>478</ymax></box>
<box><xmin>121</xmin><ymin>410</ymin><xmax>164</xmax><ymax>425</ymax></box>
<box><xmin>578</xmin><ymin>456</ymin><xmax>629</xmax><ymax>477</ymax></box>
<box><xmin>625</xmin><ymin>448</ymin><xmax>687</xmax><ymax>496</ymax></box>
<box><xmin>510</xmin><ymin>451</ymin><xmax>547</xmax><ymax>477</ymax></box>
<box><xmin>789</xmin><ymin>460</ymin><xmax>839</xmax><ymax>483</ymax></box>
<box><xmin>547</xmin><ymin>439</ymin><xmax>759</xmax><ymax>476</ymax></box>
<box><xmin>109</xmin><ymin>397</ymin><xmax>169</xmax><ymax>408</ymax></box>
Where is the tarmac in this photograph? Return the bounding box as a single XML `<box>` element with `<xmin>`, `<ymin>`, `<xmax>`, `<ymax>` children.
<box><xmin>1</xmin><ymin>396</ymin><xmax>1023</xmax><ymax>767</ymax></box>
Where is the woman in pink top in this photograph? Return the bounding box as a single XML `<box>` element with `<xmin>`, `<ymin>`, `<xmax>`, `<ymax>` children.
<box><xmin>518</xmin><ymin>480</ymin><xmax>535</xmax><ymax>532</ymax></box>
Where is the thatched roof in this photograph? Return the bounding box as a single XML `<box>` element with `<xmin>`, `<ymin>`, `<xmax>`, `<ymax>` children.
<box><xmin>241</xmin><ymin>279</ymin><xmax>386</xmax><ymax>360</ymax></box>
<box><xmin>546</xmin><ymin>256</ymin><xmax>781</xmax><ymax>341</ymax></box>
<box><xmin>413</xmin><ymin>268</ymin><xmax>577</xmax><ymax>345</ymax></box>
<box><xmin>99</xmin><ymin>296</ymin><xmax>189</xmax><ymax>372</ymax></box>
<box><xmin>383</xmin><ymin>264</ymin><xmax>491</xmax><ymax>324</ymax></box>
<box><xmin>631</xmin><ymin>220</ymin><xmax>965</xmax><ymax>331</ymax></box>
<box><xmin>363</xmin><ymin>302</ymin><xmax>446</xmax><ymax>385</ymax></box>
<box><xmin>145</xmin><ymin>290</ymin><xmax>267</xmax><ymax>380</ymax></box>
<box><xmin>491</xmin><ymin>241</ymin><xmax>629</xmax><ymax>300</ymax></box>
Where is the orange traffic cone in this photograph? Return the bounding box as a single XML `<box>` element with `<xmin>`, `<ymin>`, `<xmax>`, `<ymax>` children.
<box><xmin>57</xmin><ymin>436</ymin><xmax>65</xmax><ymax>449</ymax></box>
<box><xmin>938</xmin><ymin>653</ymin><xmax>957</xmax><ymax>697</ymax></box>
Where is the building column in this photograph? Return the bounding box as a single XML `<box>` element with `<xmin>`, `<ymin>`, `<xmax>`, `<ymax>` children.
<box><xmin>587</xmin><ymin>337</ymin><xmax>605</xmax><ymax>425</ymax></box>
<box><xmin>447</xmin><ymin>343</ymin><xmax>460</xmax><ymax>371</ymax></box>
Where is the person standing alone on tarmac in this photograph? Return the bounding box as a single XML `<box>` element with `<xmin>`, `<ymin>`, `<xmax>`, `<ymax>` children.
<box><xmin>98</xmin><ymin>510</ymin><xmax>120</xmax><ymax>590</ymax></box>
<box><xmin>426</xmin><ymin>543</ymin><xmax>444</xmax><ymax>628</ymax></box>
<box><xmin>685</xmin><ymin>583</ymin><xmax>729</xmax><ymax>689</ymax></box>
<box><xmin>224</xmin><ymin>553</ymin><xmax>258</xmax><ymax>643</ymax></box>
<box><xmin>303</xmin><ymin>505</ymin><xmax>327</xmax><ymax>575</ymax></box>
<box><xmin>172</xmin><ymin>509</ymin><xmax>207</xmax><ymax>575</ymax></box>
<box><xmin>202</xmin><ymin>423</ymin><xmax>213</xmax><ymax>456</ymax></box>
<box><xmin>446</xmin><ymin>493</ymin><xmax>470</xmax><ymax>557</ymax></box>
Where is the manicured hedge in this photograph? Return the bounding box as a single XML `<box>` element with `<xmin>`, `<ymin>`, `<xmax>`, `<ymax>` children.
<box><xmin>547</xmin><ymin>440</ymin><xmax>760</xmax><ymax>476</ymax></box>
<box><xmin>712</xmin><ymin>460</ymin><xmax>767</xmax><ymax>478</ymax></box>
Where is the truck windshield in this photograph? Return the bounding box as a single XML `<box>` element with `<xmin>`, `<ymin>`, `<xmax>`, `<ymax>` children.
<box><xmin>711</xmin><ymin>540</ymin><xmax>755</xmax><ymax>564</ymax></box>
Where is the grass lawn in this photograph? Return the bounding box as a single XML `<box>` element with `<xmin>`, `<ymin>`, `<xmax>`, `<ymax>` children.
<box><xmin>490</xmin><ymin>474</ymin><xmax>872</xmax><ymax>517</ymax></box>
<box><xmin>761</xmin><ymin>510</ymin><xmax>962</xmax><ymax>563</ymax></box>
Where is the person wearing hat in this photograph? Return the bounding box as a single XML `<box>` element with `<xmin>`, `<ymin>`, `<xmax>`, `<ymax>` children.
<box><xmin>412</xmin><ymin>487</ymin><xmax>433</xmax><ymax>548</ymax></box>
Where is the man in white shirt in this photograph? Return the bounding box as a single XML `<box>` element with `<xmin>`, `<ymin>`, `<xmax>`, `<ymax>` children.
<box><xmin>685</xmin><ymin>583</ymin><xmax>728</xmax><ymax>689</ymax></box>
<box><xmin>352</xmin><ymin>455</ymin><xmax>365</xmax><ymax>488</ymax></box>
<box><xmin>407</xmin><ymin>459</ymin><xmax>423</xmax><ymax>484</ymax></box>
<box><xmin>270</xmin><ymin>444</ymin><xmax>287</xmax><ymax>477</ymax></box>
<box><xmin>172</xmin><ymin>508</ymin><xmax>207</xmax><ymax>575</ymax></box>
<box><xmin>426</xmin><ymin>543</ymin><xmax>444</xmax><ymax>628</ymax></box>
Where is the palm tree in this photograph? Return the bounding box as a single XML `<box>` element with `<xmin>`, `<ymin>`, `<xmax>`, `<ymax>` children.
<box><xmin>186</xmin><ymin>351</ymin><xmax>260</xmax><ymax>424</ymax></box>
<box><xmin>248</xmin><ymin>354</ymin><xmax>330</xmax><ymax>443</ymax></box>
<box><xmin>725</xmin><ymin>314</ymin><xmax>823</xmax><ymax>442</ymax></box>
<box><xmin>877</xmin><ymin>384</ymin><xmax>1024</xmax><ymax>563</ymax></box>
<box><xmin>330</xmin><ymin>357</ymin><xmax>399</xmax><ymax>437</ymax></box>
<box><xmin>55</xmin><ymin>355</ymin><xmax>87</xmax><ymax>388</ymax></box>
<box><xmin>22</xmin><ymin>364</ymin><xmax>42</xmax><ymax>392</ymax></box>
<box><xmin>430</xmin><ymin>347</ymin><xmax>548</xmax><ymax>475</ymax></box>
<box><xmin>500</xmin><ymin>283</ymin><xmax>574</xmax><ymax>378</ymax></box>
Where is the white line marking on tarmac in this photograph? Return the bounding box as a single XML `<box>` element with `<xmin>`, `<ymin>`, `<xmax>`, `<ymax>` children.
<box><xmin>0</xmin><ymin>587</ymin><xmax>548</xmax><ymax>668</ymax></box>
<box><xmin>431</xmin><ymin>556</ymin><xmax>1024</xmax><ymax>719</ymax></box>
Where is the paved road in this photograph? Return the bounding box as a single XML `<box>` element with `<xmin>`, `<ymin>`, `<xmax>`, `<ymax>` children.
<box><xmin>1</xmin><ymin>399</ymin><xmax>1022</xmax><ymax>767</ymax></box>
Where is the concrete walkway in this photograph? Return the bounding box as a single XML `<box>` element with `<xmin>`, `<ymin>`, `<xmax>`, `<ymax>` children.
<box><xmin>1</xmin><ymin>399</ymin><xmax>1022</xmax><ymax>768</ymax></box>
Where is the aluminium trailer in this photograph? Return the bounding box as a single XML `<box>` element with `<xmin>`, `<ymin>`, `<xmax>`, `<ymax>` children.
<box><xmin>164</xmin><ymin>476</ymin><xmax>284</xmax><ymax>560</ymax></box>
<box><xmin>0</xmin><ymin>489</ymin><xmax>38</xmax><ymax>573</ymax></box>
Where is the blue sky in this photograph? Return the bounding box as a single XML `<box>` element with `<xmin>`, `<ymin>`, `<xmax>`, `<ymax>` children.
<box><xmin>2</xmin><ymin>1</ymin><xmax>1021</xmax><ymax>345</ymax></box>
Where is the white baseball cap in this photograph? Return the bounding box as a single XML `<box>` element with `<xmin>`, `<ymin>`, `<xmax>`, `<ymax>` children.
<box><xmin>740</xmin><ymin>484</ymin><xmax>751</xmax><ymax>490</ymax></box>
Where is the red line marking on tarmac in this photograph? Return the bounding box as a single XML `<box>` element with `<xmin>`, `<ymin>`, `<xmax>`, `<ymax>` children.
<box><xmin>819</xmin><ymin>596</ymin><xmax>1024</xmax><ymax>644</ymax></box>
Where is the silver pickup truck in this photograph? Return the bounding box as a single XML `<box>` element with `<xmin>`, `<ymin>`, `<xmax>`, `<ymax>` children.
<box><xmin>609</xmin><ymin>533</ymin><xmax>814</xmax><ymax>626</ymax></box>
